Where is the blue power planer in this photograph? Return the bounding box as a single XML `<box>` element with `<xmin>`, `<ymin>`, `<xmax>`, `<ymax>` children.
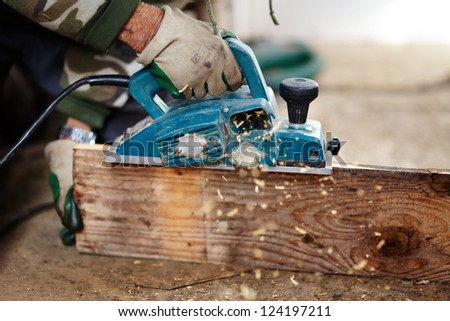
<box><xmin>106</xmin><ymin>37</ymin><xmax>340</xmax><ymax>175</ymax></box>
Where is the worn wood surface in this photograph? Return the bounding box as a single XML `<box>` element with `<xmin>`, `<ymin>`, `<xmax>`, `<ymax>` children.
<box><xmin>74</xmin><ymin>145</ymin><xmax>450</xmax><ymax>282</ymax></box>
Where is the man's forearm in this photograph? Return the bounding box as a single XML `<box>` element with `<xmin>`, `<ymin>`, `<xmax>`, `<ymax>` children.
<box><xmin>118</xmin><ymin>3</ymin><xmax>164</xmax><ymax>53</ymax></box>
<box><xmin>3</xmin><ymin>0</ymin><xmax>141</xmax><ymax>51</ymax></box>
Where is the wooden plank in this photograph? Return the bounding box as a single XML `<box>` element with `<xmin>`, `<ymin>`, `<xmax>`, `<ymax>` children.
<box><xmin>73</xmin><ymin>145</ymin><xmax>450</xmax><ymax>281</ymax></box>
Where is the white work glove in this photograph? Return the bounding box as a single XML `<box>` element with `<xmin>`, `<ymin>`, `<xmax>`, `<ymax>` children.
<box><xmin>45</xmin><ymin>140</ymin><xmax>82</xmax><ymax>245</ymax></box>
<box><xmin>137</xmin><ymin>5</ymin><xmax>242</xmax><ymax>99</ymax></box>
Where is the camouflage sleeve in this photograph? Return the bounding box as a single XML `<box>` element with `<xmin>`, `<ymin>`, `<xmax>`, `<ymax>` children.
<box><xmin>2</xmin><ymin>0</ymin><xmax>140</xmax><ymax>51</ymax></box>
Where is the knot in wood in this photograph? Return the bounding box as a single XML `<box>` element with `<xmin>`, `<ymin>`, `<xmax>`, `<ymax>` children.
<box><xmin>370</xmin><ymin>228</ymin><xmax>418</xmax><ymax>257</ymax></box>
<box><xmin>430</xmin><ymin>173</ymin><xmax>450</xmax><ymax>194</ymax></box>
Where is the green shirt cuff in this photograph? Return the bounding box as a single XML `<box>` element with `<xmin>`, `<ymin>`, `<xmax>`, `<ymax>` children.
<box><xmin>76</xmin><ymin>0</ymin><xmax>141</xmax><ymax>52</ymax></box>
<box><xmin>57</xmin><ymin>95</ymin><xmax>112</xmax><ymax>129</ymax></box>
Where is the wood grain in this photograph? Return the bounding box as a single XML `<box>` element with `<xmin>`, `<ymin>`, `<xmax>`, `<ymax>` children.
<box><xmin>74</xmin><ymin>145</ymin><xmax>450</xmax><ymax>281</ymax></box>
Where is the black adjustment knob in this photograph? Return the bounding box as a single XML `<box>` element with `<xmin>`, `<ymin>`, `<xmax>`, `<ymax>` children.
<box><xmin>279</xmin><ymin>78</ymin><xmax>319</xmax><ymax>125</ymax></box>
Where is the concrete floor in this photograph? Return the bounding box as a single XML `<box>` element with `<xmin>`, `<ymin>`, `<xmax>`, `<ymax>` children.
<box><xmin>1</xmin><ymin>43</ymin><xmax>449</xmax><ymax>300</ymax></box>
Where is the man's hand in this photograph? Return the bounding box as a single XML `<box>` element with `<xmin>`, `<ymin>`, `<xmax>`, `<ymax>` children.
<box><xmin>44</xmin><ymin>118</ymin><xmax>93</xmax><ymax>245</ymax></box>
<box><xmin>45</xmin><ymin>139</ymin><xmax>82</xmax><ymax>245</ymax></box>
<box><xmin>119</xmin><ymin>4</ymin><xmax>242</xmax><ymax>99</ymax></box>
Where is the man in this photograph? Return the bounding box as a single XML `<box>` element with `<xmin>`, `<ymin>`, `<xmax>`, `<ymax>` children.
<box><xmin>1</xmin><ymin>0</ymin><xmax>243</xmax><ymax>244</ymax></box>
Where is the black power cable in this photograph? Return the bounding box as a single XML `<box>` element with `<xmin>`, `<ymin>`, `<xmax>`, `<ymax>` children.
<box><xmin>0</xmin><ymin>201</ymin><xmax>53</xmax><ymax>240</ymax></box>
<box><xmin>0</xmin><ymin>75</ymin><xmax>130</xmax><ymax>239</ymax></box>
<box><xmin>0</xmin><ymin>75</ymin><xmax>130</xmax><ymax>167</ymax></box>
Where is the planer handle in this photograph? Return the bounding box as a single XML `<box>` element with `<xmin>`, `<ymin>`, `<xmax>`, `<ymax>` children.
<box><xmin>128</xmin><ymin>37</ymin><xmax>270</xmax><ymax>120</ymax></box>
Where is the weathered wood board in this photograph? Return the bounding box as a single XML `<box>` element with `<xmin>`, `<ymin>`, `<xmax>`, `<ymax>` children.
<box><xmin>74</xmin><ymin>145</ymin><xmax>450</xmax><ymax>282</ymax></box>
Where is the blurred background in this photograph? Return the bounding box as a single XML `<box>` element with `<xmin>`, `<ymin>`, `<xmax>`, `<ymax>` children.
<box><xmin>207</xmin><ymin>0</ymin><xmax>450</xmax><ymax>169</ymax></box>
<box><xmin>228</xmin><ymin>0</ymin><xmax>450</xmax><ymax>44</ymax></box>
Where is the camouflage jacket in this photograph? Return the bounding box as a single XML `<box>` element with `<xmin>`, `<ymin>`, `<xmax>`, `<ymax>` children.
<box><xmin>3</xmin><ymin>0</ymin><xmax>193</xmax><ymax>51</ymax></box>
<box><xmin>3</xmin><ymin>0</ymin><xmax>194</xmax><ymax>129</ymax></box>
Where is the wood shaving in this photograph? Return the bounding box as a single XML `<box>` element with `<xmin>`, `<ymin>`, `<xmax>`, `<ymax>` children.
<box><xmin>217</xmin><ymin>189</ymin><xmax>224</xmax><ymax>200</ymax></box>
<box><xmin>295</xmin><ymin>226</ymin><xmax>308</xmax><ymax>235</ymax></box>
<box><xmin>252</xmin><ymin>227</ymin><xmax>267</xmax><ymax>237</ymax></box>
<box><xmin>251</xmin><ymin>167</ymin><xmax>261</xmax><ymax>178</ymax></box>
<box><xmin>246</xmin><ymin>202</ymin><xmax>256</xmax><ymax>211</ymax></box>
<box><xmin>290</xmin><ymin>275</ymin><xmax>299</xmax><ymax>286</ymax></box>
<box><xmin>253</xmin><ymin>178</ymin><xmax>266</xmax><ymax>189</ymax></box>
<box><xmin>226</xmin><ymin>208</ymin><xmax>239</xmax><ymax>217</ymax></box>
<box><xmin>353</xmin><ymin>259</ymin><xmax>369</xmax><ymax>271</ymax></box>
<box><xmin>238</xmin><ymin>169</ymin><xmax>247</xmax><ymax>178</ymax></box>
<box><xmin>319</xmin><ymin>176</ymin><xmax>336</xmax><ymax>184</ymax></box>
<box><xmin>200</xmin><ymin>201</ymin><xmax>215</xmax><ymax>215</ymax></box>
<box><xmin>376</xmin><ymin>239</ymin><xmax>386</xmax><ymax>250</ymax></box>
<box><xmin>217</xmin><ymin>221</ymin><xmax>228</xmax><ymax>232</ymax></box>
<box><xmin>240</xmin><ymin>284</ymin><xmax>257</xmax><ymax>300</ymax></box>
<box><xmin>254</xmin><ymin>249</ymin><xmax>263</xmax><ymax>258</ymax></box>
<box><xmin>415</xmin><ymin>280</ymin><xmax>430</xmax><ymax>285</ymax></box>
